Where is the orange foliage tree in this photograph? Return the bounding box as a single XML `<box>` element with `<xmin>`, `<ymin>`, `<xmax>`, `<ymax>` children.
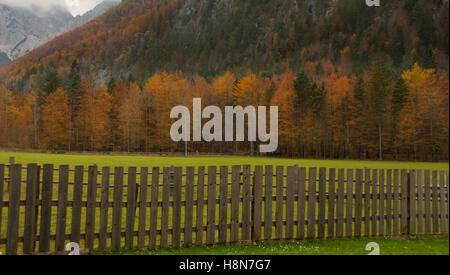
<box><xmin>41</xmin><ymin>88</ymin><xmax>72</xmax><ymax>150</ymax></box>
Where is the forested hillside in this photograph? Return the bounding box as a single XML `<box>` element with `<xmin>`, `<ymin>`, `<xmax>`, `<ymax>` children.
<box><xmin>0</xmin><ymin>0</ymin><xmax>448</xmax><ymax>160</ymax></box>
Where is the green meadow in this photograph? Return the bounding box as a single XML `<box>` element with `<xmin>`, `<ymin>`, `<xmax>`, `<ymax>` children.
<box><xmin>1</xmin><ymin>151</ymin><xmax>448</xmax><ymax>170</ymax></box>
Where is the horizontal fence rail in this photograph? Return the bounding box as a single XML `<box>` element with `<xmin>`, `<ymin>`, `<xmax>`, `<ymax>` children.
<box><xmin>0</xmin><ymin>164</ymin><xmax>448</xmax><ymax>255</ymax></box>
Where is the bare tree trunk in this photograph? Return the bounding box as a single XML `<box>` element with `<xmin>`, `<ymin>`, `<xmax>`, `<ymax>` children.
<box><xmin>346</xmin><ymin>123</ymin><xmax>350</xmax><ymax>159</ymax></box>
<box><xmin>126</xmin><ymin>122</ymin><xmax>130</xmax><ymax>153</ymax></box>
<box><xmin>378</xmin><ymin>121</ymin><xmax>383</xmax><ymax>160</ymax></box>
<box><xmin>414</xmin><ymin>144</ymin><xmax>417</xmax><ymax>162</ymax></box>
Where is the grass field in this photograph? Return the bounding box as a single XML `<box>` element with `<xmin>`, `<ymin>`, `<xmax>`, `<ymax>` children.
<box><xmin>1</xmin><ymin>151</ymin><xmax>449</xmax><ymax>170</ymax></box>
<box><xmin>94</xmin><ymin>235</ymin><xmax>449</xmax><ymax>255</ymax></box>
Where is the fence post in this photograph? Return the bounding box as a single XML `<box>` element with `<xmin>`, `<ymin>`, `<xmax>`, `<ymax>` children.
<box><xmin>308</xmin><ymin>168</ymin><xmax>318</xmax><ymax>239</ymax></box>
<box><xmin>86</xmin><ymin>166</ymin><xmax>98</xmax><ymax>251</ymax></box>
<box><xmin>408</xmin><ymin>170</ymin><xmax>416</xmax><ymax>235</ymax></box>
<box><xmin>39</xmin><ymin>164</ymin><xmax>54</xmax><ymax>252</ymax></box>
<box><xmin>250</xmin><ymin>169</ymin><xmax>255</xmax><ymax>241</ymax></box>
<box><xmin>99</xmin><ymin>167</ymin><xmax>110</xmax><ymax>251</ymax></box>
<box><xmin>137</xmin><ymin>167</ymin><xmax>148</xmax><ymax>250</ymax></box>
<box><xmin>111</xmin><ymin>167</ymin><xmax>124</xmax><ymax>250</ymax></box>
<box><xmin>400</xmin><ymin>170</ymin><xmax>411</xmax><ymax>236</ymax></box>
<box><xmin>219</xmin><ymin>166</ymin><xmax>229</xmax><ymax>244</ymax></box>
<box><xmin>0</xmin><ymin>164</ymin><xmax>4</xmax><ymax>242</ymax></box>
<box><xmin>149</xmin><ymin>167</ymin><xmax>160</xmax><ymax>249</ymax></box>
<box><xmin>71</xmin><ymin>166</ymin><xmax>84</xmax><ymax>244</ymax></box>
<box><xmin>160</xmin><ymin>167</ymin><xmax>171</xmax><ymax>248</ymax></box>
<box><xmin>23</xmin><ymin>164</ymin><xmax>39</xmax><ymax>255</ymax></box>
<box><xmin>184</xmin><ymin>166</ymin><xmax>195</xmax><ymax>247</ymax></box>
<box><xmin>439</xmin><ymin>171</ymin><xmax>448</xmax><ymax>234</ymax></box>
<box><xmin>285</xmin><ymin>166</ymin><xmax>296</xmax><ymax>240</ymax></box>
<box><xmin>33</xmin><ymin>165</ymin><xmax>41</xmax><ymax>251</ymax></box>
<box><xmin>195</xmin><ymin>167</ymin><xmax>206</xmax><ymax>246</ymax></box>
<box><xmin>242</xmin><ymin>165</ymin><xmax>251</xmax><ymax>241</ymax></box>
<box><xmin>264</xmin><ymin>165</ymin><xmax>274</xmax><ymax>241</ymax></box>
<box><xmin>206</xmin><ymin>166</ymin><xmax>217</xmax><ymax>245</ymax></box>
<box><xmin>6</xmin><ymin>164</ymin><xmax>21</xmax><ymax>255</ymax></box>
<box><xmin>125</xmin><ymin>167</ymin><xmax>137</xmax><ymax>250</ymax></box>
<box><xmin>230</xmin><ymin>165</ymin><xmax>241</xmax><ymax>243</ymax></box>
<box><xmin>172</xmin><ymin>167</ymin><xmax>182</xmax><ymax>248</ymax></box>
<box><xmin>55</xmin><ymin>165</ymin><xmax>69</xmax><ymax>252</ymax></box>
<box><xmin>252</xmin><ymin>166</ymin><xmax>263</xmax><ymax>242</ymax></box>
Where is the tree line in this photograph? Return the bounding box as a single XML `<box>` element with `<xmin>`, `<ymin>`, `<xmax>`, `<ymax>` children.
<box><xmin>0</xmin><ymin>60</ymin><xmax>448</xmax><ymax>161</ymax></box>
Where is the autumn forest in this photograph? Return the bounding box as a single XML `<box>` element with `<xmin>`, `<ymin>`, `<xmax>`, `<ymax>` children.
<box><xmin>0</xmin><ymin>0</ymin><xmax>448</xmax><ymax>161</ymax></box>
<box><xmin>0</xmin><ymin>60</ymin><xmax>448</xmax><ymax>161</ymax></box>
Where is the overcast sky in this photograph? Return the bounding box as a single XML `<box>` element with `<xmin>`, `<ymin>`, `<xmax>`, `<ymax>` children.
<box><xmin>0</xmin><ymin>0</ymin><xmax>104</xmax><ymax>16</ymax></box>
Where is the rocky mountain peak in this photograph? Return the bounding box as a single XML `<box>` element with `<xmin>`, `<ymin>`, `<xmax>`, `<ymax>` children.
<box><xmin>0</xmin><ymin>0</ymin><xmax>120</xmax><ymax>68</ymax></box>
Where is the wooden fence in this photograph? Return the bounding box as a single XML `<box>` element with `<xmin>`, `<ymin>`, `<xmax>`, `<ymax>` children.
<box><xmin>0</xmin><ymin>163</ymin><xmax>448</xmax><ymax>255</ymax></box>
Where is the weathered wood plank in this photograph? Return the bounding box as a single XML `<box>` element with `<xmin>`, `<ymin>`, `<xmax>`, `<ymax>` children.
<box><xmin>252</xmin><ymin>166</ymin><xmax>263</xmax><ymax>242</ymax></box>
<box><xmin>431</xmin><ymin>171</ymin><xmax>439</xmax><ymax>234</ymax></box>
<box><xmin>34</xmin><ymin>166</ymin><xmax>41</xmax><ymax>250</ymax></box>
<box><xmin>99</xmin><ymin>167</ymin><xmax>110</xmax><ymax>251</ymax></box>
<box><xmin>364</xmin><ymin>168</ymin><xmax>371</xmax><ymax>237</ymax></box>
<box><xmin>184</xmin><ymin>167</ymin><xmax>195</xmax><ymax>246</ymax></box>
<box><xmin>138</xmin><ymin>167</ymin><xmax>148</xmax><ymax>249</ymax></box>
<box><xmin>372</xmin><ymin>169</ymin><xmax>378</xmax><ymax>237</ymax></box>
<box><xmin>318</xmin><ymin>168</ymin><xmax>326</xmax><ymax>239</ymax></box>
<box><xmin>424</xmin><ymin>170</ymin><xmax>431</xmax><ymax>234</ymax></box>
<box><xmin>354</xmin><ymin>168</ymin><xmax>363</xmax><ymax>238</ymax></box>
<box><xmin>416</xmin><ymin>170</ymin><xmax>423</xmax><ymax>234</ymax></box>
<box><xmin>327</xmin><ymin>168</ymin><xmax>336</xmax><ymax>238</ymax></box>
<box><xmin>6</xmin><ymin>164</ymin><xmax>21</xmax><ymax>255</ymax></box>
<box><xmin>409</xmin><ymin>170</ymin><xmax>416</xmax><ymax>235</ymax></box>
<box><xmin>207</xmin><ymin>166</ymin><xmax>217</xmax><ymax>245</ymax></box>
<box><xmin>307</xmin><ymin>167</ymin><xmax>317</xmax><ymax>239</ymax></box>
<box><xmin>393</xmin><ymin>169</ymin><xmax>400</xmax><ymax>236</ymax></box>
<box><xmin>346</xmin><ymin>169</ymin><xmax>354</xmax><ymax>238</ymax></box>
<box><xmin>172</xmin><ymin>167</ymin><xmax>182</xmax><ymax>248</ymax></box>
<box><xmin>231</xmin><ymin>165</ymin><xmax>241</xmax><ymax>243</ymax></box>
<box><xmin>446</xmin><ymin>172</ymin><xmax>449</xmax><ymax>233</ymax></box>
<box><xmin>298</xmin><ymin>167</ymin><xmax>307</xmax><ymax>240</ymax></box>
<box><xmin>55</xmin><ymin>165</ymin><xmax>69</xmax><ymax>251</ymax></box>
<box><xmin>39</xmin><ymin>164</ymin><xmax>53</xmax><ymax>252</ymax></box>
<box><xmin>264</xmin><ymin>165</ymin><xmax>273</xmax><ymax>241</ymax></box>
<box><xmin>386</xmin><ymin>169</ymin><xmax>392</xmax><ymax>236</ymax></box>
<box><xmin>0</xmin><ymin>164</ymin><xmax>4</xmax><ymax>242</ymax></box>
<box><xmin>23</xmin><ymin>164</ymin><xmax>39</xmax><ymax>255</ymax></box>
<box><xmin>400</xmin><ymin>169</ymin><xmax>409</xmax><ymax>236</ymax></box>
<box><xmin>160</xmin><ymin>167</ymin><xmax>171</xmax><ymax>248</ymax></box>
<box><xmin>219</xmin><ymin>166</ymin><xmax>228</xmax><ymax>244</ymax></box>
<box><xmin>71</xmin><ymin>166</ymin><xmax>84</xmax><ymax>244</ymax></box>
<box><xmin>275</xmin><ymin>166</ymin><xmax>284</xmax><ymax>240</ymax></box>
<box><xmin>285</xmin><ymin>166</ymin><xmax>296</xmax><ymax>240</ymax></box>
<box><xmin>86</xmin><ymin>166</ymin><xmax>98</xmax><ymax>251</ymax></box>
<box><xmin>379</xmin><ymin>169</ymin><xmax>385</xmax><ymax>236</ymax></box>
<box><xmin>336</xmin><ymin>168</ymin><xmax>345</xmax><ymax>238</ymax></box>
<box><xmin>111</xmin><ymin>167</ymin><xmax>124</xmax><ymax>250</ymax></box>
<box><xmin>196</xmin><ymin>167</ymin><xmax>205</xmax><ymax>245</ymax></box>
<box><xmin>149</xmin><ymin>167</ymin><xmax>160</xmax><ymax>249</ymax></box>
<box><xmin>32</xmin><ymin>166</ymin><xmax>41</xmax><ymax>250</ymax></box>
<box><xmin>125</xmin><ymin>167</ymin><xmax>137</xmax><ymax>250</ymax></box>
<box><xmin>439</xmin><ymin>171</ymin><xmax>447</xmax><ymax>233</ymax></box>
<box><xmin>242</xmin><ymin>165</ymin><xmax>251</xmax><ymax>241</ymax></box>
